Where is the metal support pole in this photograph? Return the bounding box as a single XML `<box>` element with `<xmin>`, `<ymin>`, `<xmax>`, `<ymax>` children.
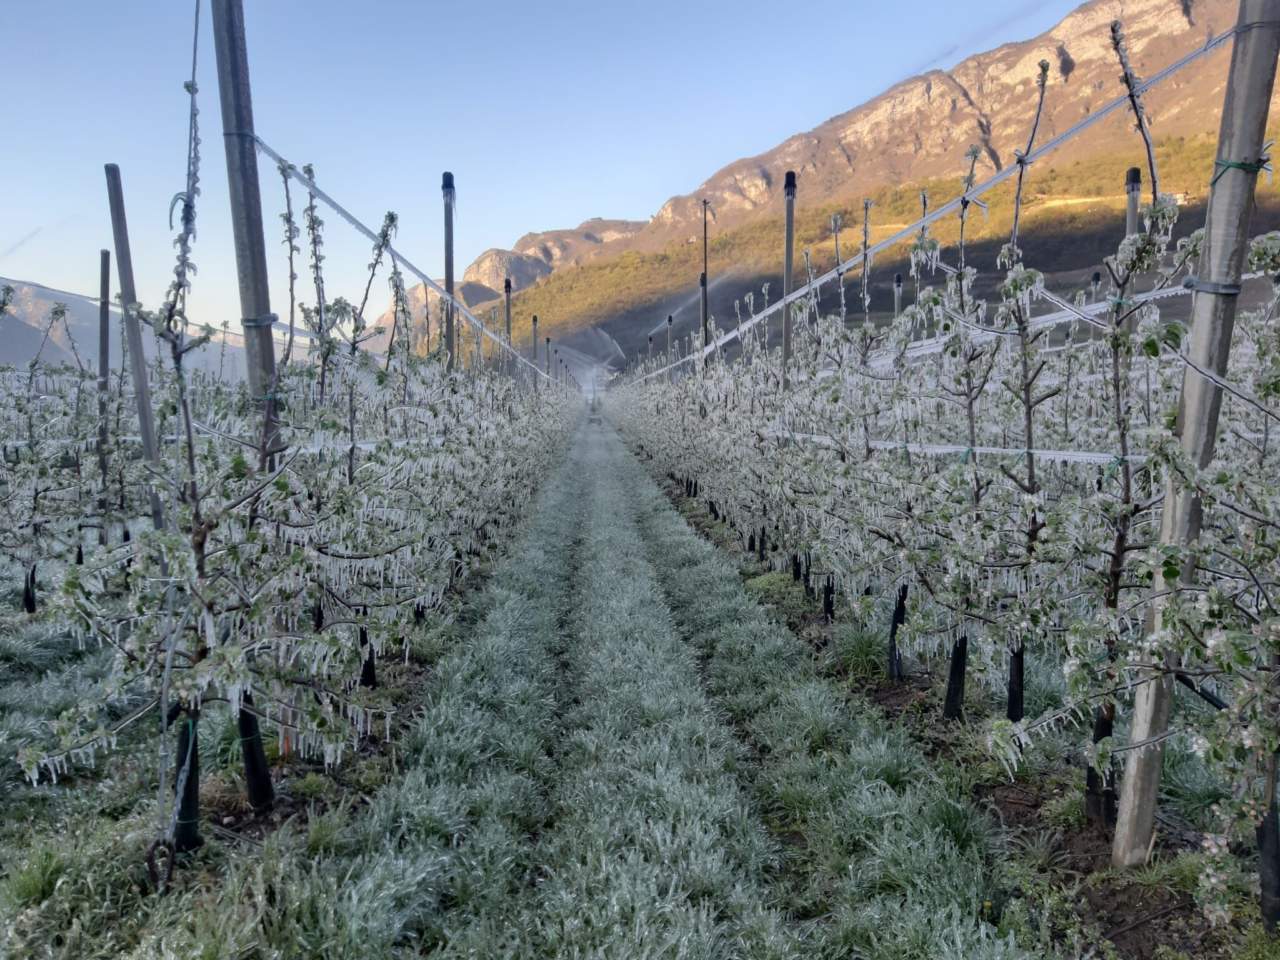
<box><xmin>701</xmin><ymin>198</ymin><xmax>710</xmax><ymax>354</ymax></box>
<box><xmin>699</xmin><ymin>272</ymin><xmax>708</xmax><ymax>361</ymax></box>
<box><xmin>211</xmin><ymin>0</ymin><xmax>278</xmax><ymax>413</ymax></box>
<box><xmin>443</xmin><ymin>171</ymin><xmax>455</xmax><ymax>370</ymax></box>
<box><xmin>503</xmin><ymin>277</ymin><xmax>512</xmax><ymax>346</ymax></box>
<box><xmin>894</xmin><ymin>273</ymin><xmax>903</xmax><ymax>318</ymax></box>
<box><xmin>96</xmin><ymin>250</ymin><xmax>111</xmax><ymax>487</ymax></box>
<box><xmin>782</xmin><ymin>170</ymin><xmax>796</xmax><ymax>389</ymax></box>
<box><xmin>95</xmin><ymin>249</ymin><xmax>112</xmax><ymax>545</ymax></box>
<box><xmin>1125</xmin><ymin>166</ymin><xmax>1142</xmax><ymax>236</ymax></box>
<box><xmin>1112</xmin><ymin>0</ymin><xmax>1280</xmax><ymax>869</ymax></box>
<box><xmin>545</xmin><ymin>337</ymin><xmax>551</xmax><ymax>378</ymax></box>
<box><xmin>104</xmin><ymin>165</ymin><xmax>165</xmax><ymax>533</ymax></box>
<box><xmin>666</xmin><ymin>314</ymin><xmax>673</xmax><ymax>359</ymax></box>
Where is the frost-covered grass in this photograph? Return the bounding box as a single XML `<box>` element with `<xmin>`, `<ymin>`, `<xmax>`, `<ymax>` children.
<box><xmin>457</xmin><ymin>427</ymin><xmax>800</xmax><ymax>957</ymax></box>
<box><xmin>0</xmin><ymin>606</ymin><xmax>115</xmax><ymax>788</ymax></box>
<box><xmin>616</xmin><ymin>429</ymin><xmax>1043</xmax><ymax>959</ymax></box>
<box><xmin>1</xmin><ymin>423</ymin><xmax>1080</xmax><ymax>957</ymax></box>
<box><xmin>1</xmin><ymin>437</ymin><xmax>585</xmax><ymax>959</ymax></box>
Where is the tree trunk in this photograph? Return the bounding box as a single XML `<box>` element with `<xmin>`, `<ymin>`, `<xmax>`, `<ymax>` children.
<box><xmin>1260</xmin><ymin>775</ymin><xmax>1280</xmax><ymax>932</ymax></box>
<box><xmin>238</xmin><ymin>693</ymin><xmax>274</xmax><ymax>812</ymax></box>
<box><xmin>1007</xmin><ymin>646</ymin><xmax>1024</xmax><ymax>723</ymax></box>
<box><xmin>21</xmin><ymin>564</ymin><xmax>36</xmax><ymax>614</ymax></box>
<box><xmin>173</xmin><ymin>711</ymin><xmax>202</xmax><ymax>853</ymax></box>
<box><xmin>359</xmin><ymin>620</ymin><xmax>377</xmax><ymax>689</ymax></box>
<box><xmin>1086</xmin><ymin>704</ymin><xmax>1118</xmax><ymax>829</ymax></box>
<box><xmin>887</xmin><ymin>584</ymin><xmax>907</xmax><ymax>682</ymax></box>
<box><xmin>943</xmin><ymin>635</ymin><xmax>968</xmax><ymax>721</ymax></box>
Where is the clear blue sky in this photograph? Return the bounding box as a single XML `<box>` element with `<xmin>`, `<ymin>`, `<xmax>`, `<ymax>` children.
<box><xmin>2</xmin><ymin>0</ymin><xmax>1081</xmax><ymax>330</ymax></box>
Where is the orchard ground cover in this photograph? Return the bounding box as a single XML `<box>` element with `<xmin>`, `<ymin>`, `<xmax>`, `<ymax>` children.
<box><xmin>6</xmin><ymin>402</ymin><xmax>1279</xmax><ymax>958</ymax></box>
<box><xmin>645</xmin><ymin>452</ymin><xmax>1276</xmax><ymax>960</ymax></box>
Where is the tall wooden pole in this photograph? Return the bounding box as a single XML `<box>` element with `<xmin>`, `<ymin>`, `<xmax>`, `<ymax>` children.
<box><xmin>782</xmin><ymin>170</ymin><xmax>796</xmax><ymax>389</ymax></box>
<box><xmin>1112</xmin><ymin>0</ymin><xmax>1280</xmax><ymax>869</ymax></box>
<box><xmin>104</xmin><ymin>165</ymin><xmax>165</xmax><ymax>533</ymax></box>
<box><xmin>443</xmin><ymin>172</ymin><xmax>456</xmax><ymax>371</ymax></box>
<box><xmin>211</xmin><ymin>0</ymin><xmax>278</xmax><ymax>414</ymax></box>
<box><xmin>211</xmin><ymin>0</ymin><xmax>279</xmax><ymax>816</ymax></box>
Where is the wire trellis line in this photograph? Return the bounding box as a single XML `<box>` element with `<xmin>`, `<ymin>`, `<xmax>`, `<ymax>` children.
<box><xmin>633</xmin><ymin>21</ymin><xmax>1241</xmax><ymax>384</ymax></box>
<box><xmin>253</xmin><ymin>137</ymin><xmax>550</xmax><ymax>382</ymax></box>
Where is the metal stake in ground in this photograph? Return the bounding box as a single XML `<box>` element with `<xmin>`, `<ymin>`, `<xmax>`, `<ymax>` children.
<box><xmin>1125</xmin><ymin>166</ymin><xmax>1142</xmax><ymax>237</ymax></box>
<box><xmin>782</xmin><ymin>170</ymin><xmax>796</xmax><ymax>389</ymax></box>
<box><xmin>1112</xmin><ymin>0</ymin><xmax>1280</xmax><ymax>874</ymax></box>
<box><xmin>443</xmin><ymin>172</ymin><xmax>456</xmax><ymax>371</ymax></box>
<box><xmin>210</xmin><ymin>0</ymin><xmax>278</xmax><ymax>425</ymax></box>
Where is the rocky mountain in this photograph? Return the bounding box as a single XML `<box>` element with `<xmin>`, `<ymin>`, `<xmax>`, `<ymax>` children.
<box><xmin>376</xmin><ymin>217</ymin><xmax>645</xmax><ymax>349</ymax></box>
<box><xmin>463</xmin><ymin>249</ymin><xmax>551</xmax><ymax>295</ymax></box>
<box><xmin>380</xmin><ymin>0</ymin><xmax>1273</xmax><ymax>363</ymax></box>
<box><xmin>366</xmin><ymin>279</ymin><xmax>496</xmax><ymax>352</ymax></box>
<box><xmin>512</xmin><ymin>218</ymin><xmax>646</xmax><ymax>270</ymax></box>
<box><xmin>634</xmin><ymin>0</ymin><xmax>1249</xmax><ymax>248</ymax></box>
<box><xmin>1</xmin><ymin>278</ymin><xmax>247</xmax><ymax>375</ymax></box>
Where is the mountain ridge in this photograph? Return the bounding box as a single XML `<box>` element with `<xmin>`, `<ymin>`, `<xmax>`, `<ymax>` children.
<box><xmin>389</xmin><ymin>0</ymin><xmax>1265</xmax><ymax>358</ymax></box>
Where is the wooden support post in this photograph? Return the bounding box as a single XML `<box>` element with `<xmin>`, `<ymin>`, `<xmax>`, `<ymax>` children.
<box><xmin>211</xmin><ymin>0</ymin><xmax>278</xmax><ymax>419</ymax></box>
<box><xmin>210</xmin><ymin>0</ymin><xmax>277</xmax><ymax>816</ymax></box>
<box><xmin>103</xmin><ymin>165</ymin><xmax>164</xmax><ymax>533</ymax></box>
<box><xmin>1113</xmin><ymin>0</ymin><xmax>1280</xmax><ymax>869</ymax></box>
